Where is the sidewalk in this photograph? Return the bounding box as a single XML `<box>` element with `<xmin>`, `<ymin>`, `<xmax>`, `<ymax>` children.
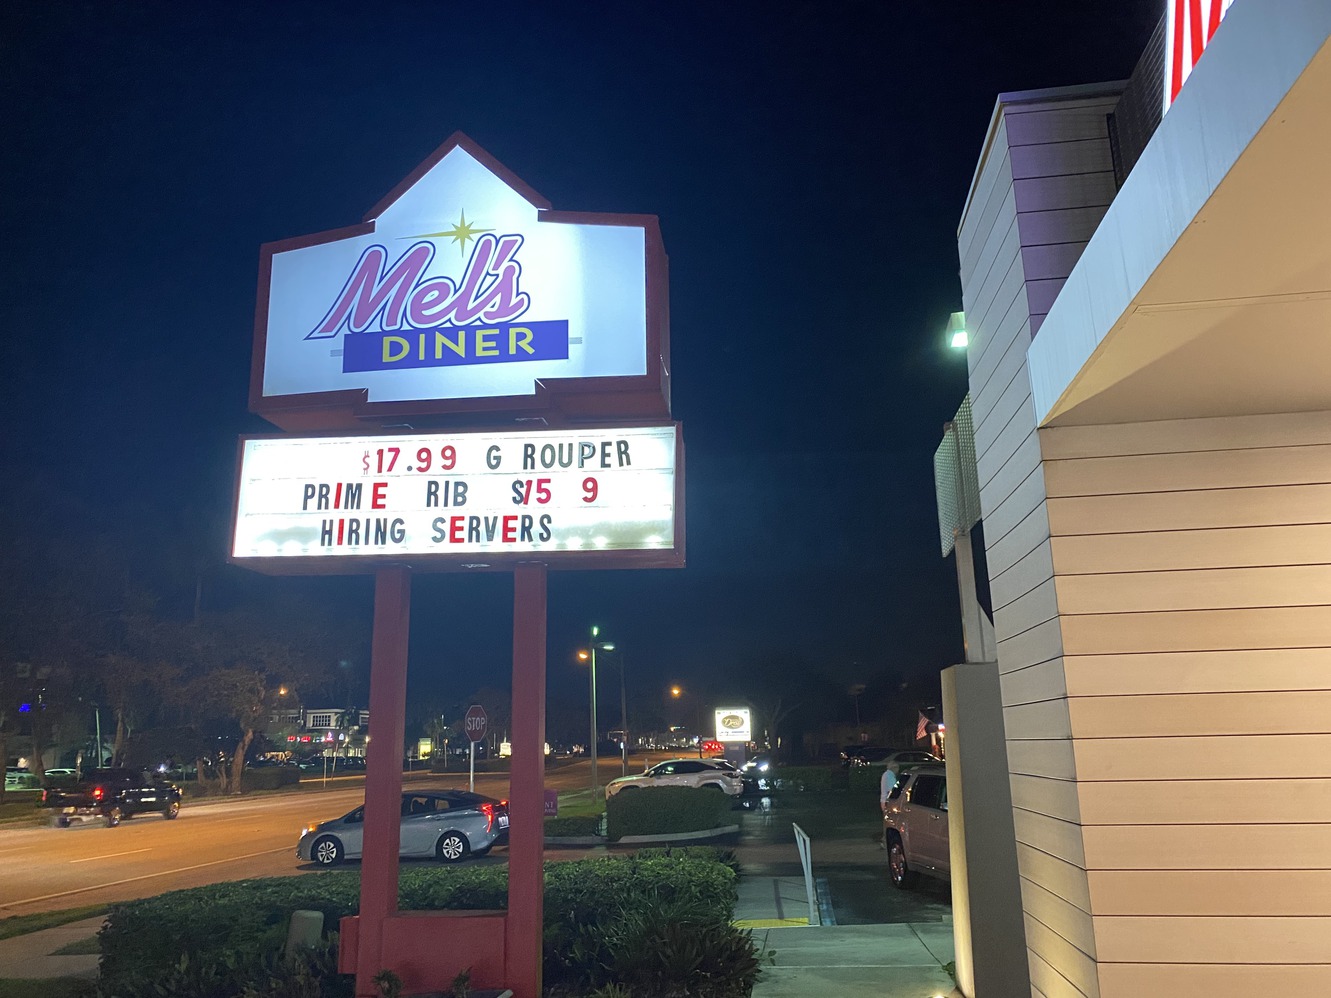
<box><xmin>733</xmin><ymin>873</ymin><xmax>960</xmax><ymax>998</ymax></box>
<box><xmin>0</xmin><ymin>915</ymin><xmax>102</xmax><ymax>981</ymax></box>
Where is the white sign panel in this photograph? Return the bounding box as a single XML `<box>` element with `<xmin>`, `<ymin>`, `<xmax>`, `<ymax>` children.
<box><xmin>232</xmin><ymin>425</ymin><xmax>677</xmax><ymax>562</ymax></box>
<box><xmin>714</xmin><ymin>708</ymin><xmax>752</xmax><ymax>743</ymax></box>
<box><xmin>260</xmin><ymin>141</ymin><xmax>648</xmax><ymax>407</ymax></box>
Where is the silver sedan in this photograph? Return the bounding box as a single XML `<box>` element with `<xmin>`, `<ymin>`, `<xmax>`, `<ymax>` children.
<box><xmin>297</xmin><ymin>789</ymin><xmax>509</xmax><ymax>866</ymax></box>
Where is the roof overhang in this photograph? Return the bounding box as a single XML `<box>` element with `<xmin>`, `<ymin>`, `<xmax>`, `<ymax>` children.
<box><xmin>1028</xmin><ymin>1</ymin><xmax>1331</xmax><ymax>426</ymax></box>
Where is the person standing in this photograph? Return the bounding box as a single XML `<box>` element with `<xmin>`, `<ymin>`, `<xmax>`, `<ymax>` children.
<box><xmin>879</xmin><ymin>762</ymin><xmax>901</xmax><ymax>847</ymax></box>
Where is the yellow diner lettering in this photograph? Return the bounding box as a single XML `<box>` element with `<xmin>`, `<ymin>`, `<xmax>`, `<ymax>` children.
<box><xmin>475</xmin><ymin>329</ymin><xmax>499</xmax><ymax>357</ymax></box>
<box><xmin>383</xmin><ymin>336</ymin><xmax>410</xmax><ymax>363</ymax></box>
<box><xmin>435</xmin><ymin>330</ymin><xmax>465</xmax><ymax>358</ymax></box>
<box><xmin>509</xmin><ymin>326</ymin><xmax>535</xmax><ymax>355</ymax></box>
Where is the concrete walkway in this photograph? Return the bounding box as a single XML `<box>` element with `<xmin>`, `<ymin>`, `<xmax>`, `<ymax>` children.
<box><xmin>734</xmin><ymin>873</ymin><xmax>960</xmax><ymax>998</ymax></box>
<box><xmin>0</xmin><ymin>914</ymin><xmax>102</xmax><ymax>981</ymax></box>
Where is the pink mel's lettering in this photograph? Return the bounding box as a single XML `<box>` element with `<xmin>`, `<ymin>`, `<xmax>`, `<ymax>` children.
<box><xmin>306</xmin><ymin>233</ymin><xmax>531</xmax><ymax>339</ymax></box>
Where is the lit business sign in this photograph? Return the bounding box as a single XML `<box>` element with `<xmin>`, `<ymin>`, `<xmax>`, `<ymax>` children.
<box><xmin>714</xmin><ymin>708</ymin><xmax>752</xmax><ymax>743</ymax></box>
<box><xmin>231</xmin><ymin>424</ymin><xmax>680</xmax><ymax>571</ymax></box>
<box><xmin>253</xmin><ymin>133</ymin><xmax>668</xmax><ymax>427</ymax></box>
<box><xmin>1165</xmin><ymin>0</ymin><xmax>1235</xmax><ymax>110</ymax></box>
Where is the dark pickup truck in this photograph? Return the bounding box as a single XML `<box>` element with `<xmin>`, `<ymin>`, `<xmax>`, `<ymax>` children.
<box><xmin>41</xmin><ymin>768</ymin><xmax>182</xmax><ymax>827</ymax></box>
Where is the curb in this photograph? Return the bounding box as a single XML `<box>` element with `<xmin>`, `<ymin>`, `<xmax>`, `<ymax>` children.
<box><xmin>545</xmin><ymin>824</ymin><xmax>741</xmax><ymax>848</ymax></box>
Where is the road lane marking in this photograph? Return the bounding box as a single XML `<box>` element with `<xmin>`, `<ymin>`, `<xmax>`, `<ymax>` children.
<box><xmin>68</xmin><ymin>846</ymin><xmax>154</xmax><ymax>862</ymax></box>
<box><xmin>5</xmin><ymin>846</ymin><xmax>294</xmax><ymax>908</ymax></box>
<box><xmin>69</xmin><ymin>848</ymin><xmax>153</xmax><ymax>864</ymax></box>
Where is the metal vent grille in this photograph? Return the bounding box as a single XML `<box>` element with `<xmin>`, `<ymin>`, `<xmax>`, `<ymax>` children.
<box><xmin>934</xmin><ymin>395</ymin><xmax>982</xmax><ymax>557</ymax></box>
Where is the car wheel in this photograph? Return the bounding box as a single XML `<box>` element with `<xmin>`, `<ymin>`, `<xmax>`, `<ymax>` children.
<box><xmin>702</xmin><ymin>783</ymin><xmax>725</xmax><ymax>791</ymax></box>
<box><xmin>618</xmin><ymin>785</ymin><xmax>640</xmax><ymax>793</ymax></box>
<box><xmin>311</xmin><ymin>835</ymin><xmax>344</xmax><ymax>867</ymax></box>
<box><xmin>104</xmin><ymin>807</ymin><xmax>123</xmax><ymax>828</ymax></box>
<box><xmin>164</xmin><ymin>801</ymin><xmax>180</xmax><ymax>820</ymax></box>
<box><xmin>56</xmin><ymin>816</ymin><xmax>71</xmax><ymax>828</ymax></box>
<box><xmin>887</xmin><ymin>834</ymin><xmax>918</xmax><ymax>889</ymax></box>
<box><xmin>436</xmin><ymin>831</ymin><xmax>470</xmax><ymax>863</ymax></box>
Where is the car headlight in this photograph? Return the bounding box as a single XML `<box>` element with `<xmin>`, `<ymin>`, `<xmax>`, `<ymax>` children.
<box><xmin>758</xmin><ymin>762</ymin><xmax>769</xmax><ymax>772</ymax></box>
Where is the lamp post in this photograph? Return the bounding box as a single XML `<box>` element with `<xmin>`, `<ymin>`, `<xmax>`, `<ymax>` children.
<box><xmin>577</xmin><ymin>627</ymin><xmax>616</xmax><ymax>795</ymax></box>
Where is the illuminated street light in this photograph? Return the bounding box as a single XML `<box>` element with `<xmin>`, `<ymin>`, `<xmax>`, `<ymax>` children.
<box><xmin>577</xmin><ymin>627</ymin><xmax>617</xmax><ymax>793</ymax></box>
<box><xmin>948</xmin><ymin>311</ymin><xmax>968</xmax><ymax>349</ymax></box>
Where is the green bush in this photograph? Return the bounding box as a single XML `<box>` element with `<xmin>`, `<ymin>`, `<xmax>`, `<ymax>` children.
<box><xmin>546</xmin><ymin>892</ymin><xmax>762</xmax><ymax>997</ymax></box>
<box><xmin>770</xmin><ymin>765</ymin><xmax>839</xmax><ymax>791</ymax></box>
<box><xmin>633</xmin><ymin>845</ymin><xmax>740</xmax><ymax>874</ymax></box>
<box><xmin>243</xmin><ymin>767</ymin><xmax>302</xmax><ymax>792</ymax></box>
<box><xmin>544</xmin><ymin>814</ymin><xmax>603</xmax><ymax>837</ymax></box>
<box><xmin>848</xmin><ymin>763</ymin><xmax>887</xmax><ymax>794</ymax></box>
<box><xmin>99</xmin><ymin>856</ymin><xmax>739</xmax><ymax>997</ymax></box>
<box><xmin>606</xmin><ymin>786</ymin><xmax>735</xmax><ymax>840</ymax></box>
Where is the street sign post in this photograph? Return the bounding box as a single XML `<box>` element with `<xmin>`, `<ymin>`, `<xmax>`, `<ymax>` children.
<box><xmin>465</xmin><ymin>704</ymin><xmax>488</xmax><ymax>793</ymax></box>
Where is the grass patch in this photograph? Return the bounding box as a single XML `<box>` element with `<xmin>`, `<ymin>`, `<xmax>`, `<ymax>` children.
<box><xmin>0</xmin><ymin>980</ymin><xmax>95</xmax><ymax>997</ymax></box>
<box><xmin>0</xmin><ymin>905</ymin><xmax>106</xmax><ymax>942</ymax></box>
<box><xmin>546</xmin><ymin>789</ymin><xmax>606</xmax><ymax>819</ymax></box>
<box><xmin>0</xmin><ymin>798</ymin><xmax>43</xmax><ymax>823</ymax></box>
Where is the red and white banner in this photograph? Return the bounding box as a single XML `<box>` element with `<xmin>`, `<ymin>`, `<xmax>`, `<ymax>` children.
<box><xmin>1165</xmin><ymin>0</ymin><xmax>1236</xmax><ymax>110</ymax></box>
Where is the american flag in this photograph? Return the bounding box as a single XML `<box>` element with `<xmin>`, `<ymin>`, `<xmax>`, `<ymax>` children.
<box><xmin>915</xmin><ymin>711</ymin><xmax>929</xmax><ymax>742</ymax></box>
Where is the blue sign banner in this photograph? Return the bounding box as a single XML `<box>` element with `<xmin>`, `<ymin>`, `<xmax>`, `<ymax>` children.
<box><xmin>343</xmin><ymin>320</ymin><xmax>569</xmax><ymax>373</ymax></box>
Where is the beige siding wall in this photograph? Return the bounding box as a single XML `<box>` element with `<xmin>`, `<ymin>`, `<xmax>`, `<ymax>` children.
<box><xmin>1041</xmin><ymin>412</ymin><xmax>1331</xmax><ymax>996</ymax></box>
<box><xmin>957</xmin><ymin>86</ymin><xmax>1120</xmax><ymax>998</ymax></box>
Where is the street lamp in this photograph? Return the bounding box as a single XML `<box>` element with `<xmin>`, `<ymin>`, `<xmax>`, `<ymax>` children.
<box><xmin>577</xmin><ymin>627</ymin><xmax>617</xmax><ymax>794</ymax></box>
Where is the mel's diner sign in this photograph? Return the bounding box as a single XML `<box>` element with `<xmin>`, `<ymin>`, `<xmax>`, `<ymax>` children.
<box><xmin>250</xmin><ymin>132</ymin><xmax>670</xmax><ymax>428</ymax></box>
<box><xmin>234</xmin><ymin>133</ymin><xmax>683</xmax><ymax>574</ymax></box>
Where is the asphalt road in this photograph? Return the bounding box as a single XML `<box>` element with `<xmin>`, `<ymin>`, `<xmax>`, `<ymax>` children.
<box><xmin>0</xmin><ymin>759</ymin><xmax>624</xmax><ymax>918</ymax></box>
<box><xmin>0</xmin><ymin>757</ymin><xmax>948</xmax><ymax>931</ymax></box>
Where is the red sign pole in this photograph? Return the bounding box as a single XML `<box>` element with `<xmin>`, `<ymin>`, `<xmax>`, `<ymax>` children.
<box><xmin>355</xmin><ymin>567</ymin><xmax>411</xmax><ymax>998</ymax></box>
<box><xmin>506</xmin><ymin>563</ymin><xmax>547</xmax><ymax>998</ymax></box>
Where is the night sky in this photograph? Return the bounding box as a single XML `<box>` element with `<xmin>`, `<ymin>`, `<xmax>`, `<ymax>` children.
<box><xmin>3</xmin><ymin>1</ymin><xmax>1162</xmax><ymax>725</ymax></box>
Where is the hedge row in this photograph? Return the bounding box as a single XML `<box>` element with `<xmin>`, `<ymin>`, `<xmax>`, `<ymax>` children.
<box><xmin>605</xmin><ymin>785</ymin><xmax>735</xmax><ymax>840</ymax></box>
<box><xmin>98</xmin><ymin>854</ymin><xmax>742</xmax><ymax>996</ymax></box>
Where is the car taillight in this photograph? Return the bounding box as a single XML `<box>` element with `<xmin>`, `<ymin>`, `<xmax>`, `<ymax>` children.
<box><xmin>92</xmin><ymin>786</ymin><xmax>105</xmax><ymax>801</ymax></box>
<box><xmin>40</xmin><ymin>790</ymin><xmax>46</xmax><ymax>804</ymax></box>
<box><xmin>480</xmin><ymin>802</ymin><xmax>495</xmax><ymax>832</ymax></box>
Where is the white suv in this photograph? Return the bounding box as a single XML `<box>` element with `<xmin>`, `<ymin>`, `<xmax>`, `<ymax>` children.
<box><xmin>605</xmin><ymin>758</ymin><xmax>744</xmax><ymax>798</ymax></box>
<box><xmin>882</xmin><ymin>764</ymin><xmax>950</xmax><ymax>888</ymax></box>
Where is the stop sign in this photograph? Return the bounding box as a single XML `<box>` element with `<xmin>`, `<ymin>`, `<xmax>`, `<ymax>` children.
<box><xmin>464</xmin><ymin>704</ymin><xmax>488</xmax><ymax>743</ymax></box>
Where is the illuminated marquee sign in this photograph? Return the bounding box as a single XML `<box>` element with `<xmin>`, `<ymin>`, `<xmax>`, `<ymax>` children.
<box><xmin>714</xmin><ymin>708</ymin><xmax>752</xmax><ymax>743</ymax></box>
<box><xmin>252</xmin><ymin>132</ymin><xmax>669</xmax><ymax>429</ymax></box>
<box><xmin>231</xmin><ymin>424</ymin><xmax>681</xmax><ymax>572</ymax></box>
<box><xmin>1165</xmin><ymin>0</ymin><xmax>1235</xmax><ymax>110</ymax></box>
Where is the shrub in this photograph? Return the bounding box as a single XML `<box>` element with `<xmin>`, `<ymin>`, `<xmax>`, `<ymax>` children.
<box><xmin>545</xmin><ymin>814</ymin><xmax>603</xmax><ymax>837</ymax></box>
<box><xmin>243</xmin><ymin>766</ymin><xmax>303</xmax><ymax>792</ymax></box>
<box><xmin>847</xmin><ymin>763</ymin><xmax>887</xmax><ymax>794</ymax></box>
<box><xmin>547</xmin><ymin>892</ymin><xmax>763</xmax><ymax>997</ymax></box>
<box><xmin>96</xmin><ymin>935</ymin><xmax>351</xmax><ymax>998</ymax></box>
<box><xmin>632</xmin><ymin>845</ymin><xmax>740</xmax><ymax>874</ymax></box>
<box><xmin>99</xmin><ymin>856</ymin><xmax>738</xmax><ymax>996</ymax></box>
<box><xmin>605</xmin><ymin>786</ymin><xmax>735</xmax><ymax>840</ymax></box>
<box><xmin>770</xmin><ymin>765</ymin><xmax>838</xmax><ymax>791</ymax></box>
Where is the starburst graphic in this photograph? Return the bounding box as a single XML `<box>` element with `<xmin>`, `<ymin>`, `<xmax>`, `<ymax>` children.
<box><xmin>412</xmin><ymin>210</ymin><xmax>493</xmax><ymax>255</ymax></box>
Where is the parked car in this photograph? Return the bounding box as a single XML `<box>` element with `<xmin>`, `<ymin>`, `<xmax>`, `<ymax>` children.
<box><xmin>605</xmin><ymin>758</ymin><xmax>744</xmax><ymax>799</ymax></box>
<box><xmin>882</xmin><ymin>764</ymin><xmax>950</xmax><ymax>889</ymax></box>
<box><xmin>5</xmin><ymin>767</ymin><xmax>39</xmax><ymax>790</ymax></box>
<box><xmin>297</xmin><ymin>789</ymin><xmax>508</xmax><ymax>867</ymax></box>
<box><xmin>40</xmin><ymin>768</ymin><xmax>182</xmax><ymax>827</ymax></box>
